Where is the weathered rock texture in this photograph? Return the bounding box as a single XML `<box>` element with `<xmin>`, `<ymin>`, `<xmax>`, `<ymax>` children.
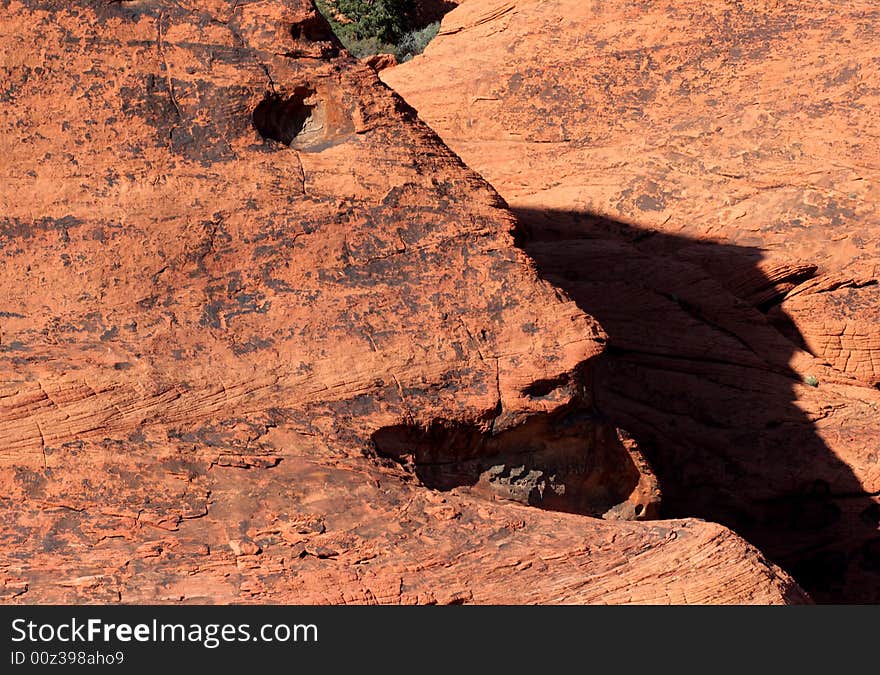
<box><xmin>384</xmin><ymin>0</ymin><xmax>880</xmax><ymax>601</ymax></box>
<box><xmin>0</xmin><ymin>0</ymin><xmax>805</xmax><ymax>603</ymax></box>
<box><xmin>385</xmin><ymin>0</ymin><xmax>880</xmax><ymax>386</ymax></box>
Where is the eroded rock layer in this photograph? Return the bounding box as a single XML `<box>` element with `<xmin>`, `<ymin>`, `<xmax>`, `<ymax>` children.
<box><xmin>0</xmin><ymin>0</ymin><xmax>804</xmax><ymax>603</ymax></box>
<box><xmin>384</xmin><ymin>0</ymin><xmax>880</xmax><ymax>601</ymax></box>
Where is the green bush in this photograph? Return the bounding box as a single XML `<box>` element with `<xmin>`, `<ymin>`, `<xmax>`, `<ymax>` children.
<box><xmin>395</xmin><ymin>21</ymin><xmax>440</xmax><ymax>62</ymax></box>
<box><xmin>316</xmin><ymin>0</ymin><xmax>405</xmax><ymax>43</ymax></box>
<box><xmin>316</xmin><ymin>0</ymin><xmax>440</xmax><ymax>60</ymax></box>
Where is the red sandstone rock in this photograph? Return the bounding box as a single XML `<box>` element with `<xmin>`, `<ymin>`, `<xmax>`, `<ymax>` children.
<box><xmin>0</xmin><ymin>0</ymin><xmax>805</xmax><ymax>604</ymax></box>
<box><xmin>384</xmin><ymin>0</ymin><xmax>880</xmax><ymax>601</ymax></box>
<box><xmin>364</xmin><ymin>52</ymin><xmax>398</xmax><ymax>72</ymax></box>
<box><xmin>384</xmin><ymin>0</ymin><xmax>880</xmax><ymax>387</ymax></box>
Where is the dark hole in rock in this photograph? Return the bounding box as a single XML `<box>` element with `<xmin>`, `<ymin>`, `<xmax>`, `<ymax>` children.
<box><xmin>521</xmin><ymin>374</ymin><xmax>570</xmax><ymax>398</ymax></box>
<box><xmin>253</xmin><ymin>86</ymin><xmax>317</xmax><ymax>146</ymax></box>
<box><xmin>371</xmin><ymin>405</ymin><xmax>660</xmax><ymax>520</ymax></box>
<box><xmin>286</xmin><ymin>14</ymin><xmax>340</xmax><ymax>58</ymax></box>
<box><xmin>290</xmin><ymin>15</ymin><xmax>336</xmax><ymax>43</ymax></box>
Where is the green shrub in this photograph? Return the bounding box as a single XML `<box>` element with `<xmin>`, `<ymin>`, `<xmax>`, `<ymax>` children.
<box><xmin>316</xmin><ymin>1</ymin><xmax>440</xmax><ymax>60</ymax></box>
<box><xmin>316</xmin><ymin>0</ymin><xmax>406</xmax><ymax>43</ymax></box>
<box><xmin>395</xmin><ymin>21</ymin><xmax>440</xmax><ymax>61</ymax></box>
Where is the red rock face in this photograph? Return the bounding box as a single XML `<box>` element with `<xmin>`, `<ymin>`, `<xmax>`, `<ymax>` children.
<box><xmin>385</xmin><ymin>0</ymin><xmax>880</xmax><ymax>386</ymax></box>
<box><xmin>384</xmin><ymin>0</ymin><xmax>880</xmax><ymax>601</ymax></box>
<box><xmin>0</xmin><ymin>0</ymin><xmax>805</xmax><ymax>603</ymax></box>
<box><xmin>364</xmin><ymin>52</ymin><xmax>398</xmax><ymax>71</ymax></box>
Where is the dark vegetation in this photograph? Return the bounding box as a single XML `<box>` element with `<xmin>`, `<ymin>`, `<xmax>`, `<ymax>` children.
<box><xmin>315</xmin><ymin>0</ymin><xmax>454</xmax><ymax>60</ymax></box>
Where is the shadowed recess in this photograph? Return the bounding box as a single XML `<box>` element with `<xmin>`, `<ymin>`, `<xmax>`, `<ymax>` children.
<box><xmin>253</xmin><ymin>86</ymin><xmax>317</xmax><ymax>146</ymax></box>
<box><xmin>371</xmin><ymin>404</ymin><xmax>660</xmax><ymax>521</ymax></box>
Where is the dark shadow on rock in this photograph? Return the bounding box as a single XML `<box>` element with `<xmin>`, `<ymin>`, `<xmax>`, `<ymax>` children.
<box><xmin>515</xmin><ymin>206</ymin><xmax>880</xmax><ymax>603</ymax></box>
